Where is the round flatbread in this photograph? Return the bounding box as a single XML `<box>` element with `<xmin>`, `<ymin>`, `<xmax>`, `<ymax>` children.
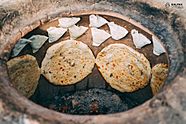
<box><xmin>95</xmin><ymin>43</ymin><xmax>151</xmax><ymax>92</ymax></box>
<box><xmin>150</xmin><ymin>64</ymin><xmax>168</xmax><ymax>95</ymax></box>
<box><xmin>7</xmin><ymin>55</ymin><xmax>40</xmax><ymax>97</ymax></box>
<box><xmin>41</xmin><ymin>40</ymin><xmax>95</xmax><ymax>85</ymax></box>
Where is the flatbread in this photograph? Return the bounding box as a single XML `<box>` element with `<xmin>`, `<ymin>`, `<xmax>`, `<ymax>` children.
<box><xmin>131</xmin><ymin>29</ymin><xmax>151</xmax><ymax>49</ymax></box>
<box><xmin>7</xmin><ymin>55</ymin><xmax>40</xmax><ymax>97</ymax></box>
<box><xmin>41</xmin><ymin>40</ymin><xmax>95</xmax><ymax>85</ymax></box>
<box><xmin>69</xmin><ymin>25</ymin><xmax>88</xmax><ymax>39</ymax></box>
<box><xmin>96</xmin><ymin>43</ymin><xmax>151</xmax><ymax>92</ymax></box>
<box><xmin>150</xmin><ymin>64</ymin><xmax>168</xmax><ymax>95</ymax></box>
<box><xmin>108</xmin><ymin>22</ymin><xmax>128</xmax><ymax>40</ymax></box>
<box><xmin>152</xmin><ymin>36</ymin><xmax>166</xmax><ymax>56</ymax></box>
<box><xmin>47</xmin><ymin>27</ymin><xmax>67</xmax><ymax>43</ymax></box>
<box><xmin>11</xmin><ymin>38</ymin><xmax>31</xmax><ymax>57</ymax></box>
<box><xmin>89</xmin><ymin>15</ymin><xmax>108</xmax><ymax>28</ymax></box>
<box><xmin>58</xmin><ymin>17</ymin><xmax>80</xmax><ymax>28</ymax></box>
<box><xmin>29</xmin><ymin>35</ymin><xmax>48</xmax><ymax>53</ymax></box>
<box><xmin>91</xmin><ymin>28</ymin><xmax>111</xmax><ymax>46</ymax></box>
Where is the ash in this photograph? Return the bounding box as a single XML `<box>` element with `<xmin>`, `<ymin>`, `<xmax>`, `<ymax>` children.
<box><xmin>48</xmin><ymin>88</ymin><xmax>130</xmax><ymax>115</ymax></box>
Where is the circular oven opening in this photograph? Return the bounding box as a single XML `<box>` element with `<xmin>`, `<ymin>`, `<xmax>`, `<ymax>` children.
<box><xmin>6</xmin><ymin>11</ymin><xmax>170</xmax><ymax>115</ymax></box>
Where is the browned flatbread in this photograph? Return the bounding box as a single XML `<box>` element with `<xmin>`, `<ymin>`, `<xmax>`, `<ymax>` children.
<box><xmin>96</xmin><ymin>43</ymin><xmax>151</xmax><ymax>92</ymax></box>
<box><xmin>150</xmin><ymin>64</ymin><xmax>168</xmax><ymax>95</ymax></box>
<box><xmin>41</xmin><ymin>40</ymin><xmax>95</xmax><ymax>85</ymax></box>
<box><xmin>7</xmin><ymin>55</ymin><xmax>40</xmax><ymax>97</ymax></box>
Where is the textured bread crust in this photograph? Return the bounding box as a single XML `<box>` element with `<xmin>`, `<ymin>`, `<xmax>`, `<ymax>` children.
<box><xmin>7</xmin><ymin>55</ymin><xmax>41</xmax><ymax>97</ymax></box>
<box><xmin>41</xmin><ymin>40</ymin><xmax>95</xmax><ymax>85</ymax></box>
<box><xmin>150</xmin><ymin>64</ymin><xmax>168</xmax><ymax>95</ymax></box>
<box><xmin>96</xmin><ymin>43</ymin><xmax>151</xmax><ymax>92</ymax></box>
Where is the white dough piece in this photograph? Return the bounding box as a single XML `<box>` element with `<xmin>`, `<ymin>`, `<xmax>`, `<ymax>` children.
<box><xmin>91</xmin><ymin>28</ymin><xmax>111</xmax><ymax>46</ymax></box>
<box><xmin>11</xmin><ymin>38</ymin><xmax>32</xmax><ymax>57</ymax></box>
<box><xmin>131</xmin><ymin>29</ymin><xmax>151</xmax><ymax>49</ymax></box>
<box><xmin>152</xmin><ymin>36</ymin><xmax>166</xmax><ymax>56</ymax></box>
<box><xmin>29</xmin><ymin>35</ymin><xmax>48</xmax><ymax>53</ymax></box>
<box><xmin>47</xmin><ymin>27</ymin><xmax>67</xmax><ymax>43</ymax></box>
<box><xmin>89</xmin><ymin>15</ymin><xmax>108</xmax><ymax>28</ymax></box>
<box><xmin>58</xmin><ymin>17</ymin><xmax>81</xmax><ymax>28</ymax></box>
<box><xmin>69</xmin><ymin>25</ymin><xmax>88</xmax><ymax>39</ymax></box>
<box><xmin>108</xmin><ymin>22</ymin><xmax>128</xmax><ymax>40</ymax></box>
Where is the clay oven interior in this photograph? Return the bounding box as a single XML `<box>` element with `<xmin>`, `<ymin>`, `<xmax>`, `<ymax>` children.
<box><xmin>0</xmin><ymin>0</ymin><xmax>186</xmax><ymax>124</ymax></box>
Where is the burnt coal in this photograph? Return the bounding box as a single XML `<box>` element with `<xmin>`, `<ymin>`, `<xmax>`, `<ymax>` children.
<box><xmin>30</xmin><ymin>76</ymin><xmax>152</xmax><ymax>115</ymax></box>
<box><xmin>45</xmin><ymin>89</ymin><xmax>131</xmax><ymax>115</ymax></box>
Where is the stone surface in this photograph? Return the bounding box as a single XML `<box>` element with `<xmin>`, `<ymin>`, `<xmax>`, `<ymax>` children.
<box><xmin>0</xmin><ymin>0</ymin><xmax>186</xmax><ymax>124</ymax></box>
